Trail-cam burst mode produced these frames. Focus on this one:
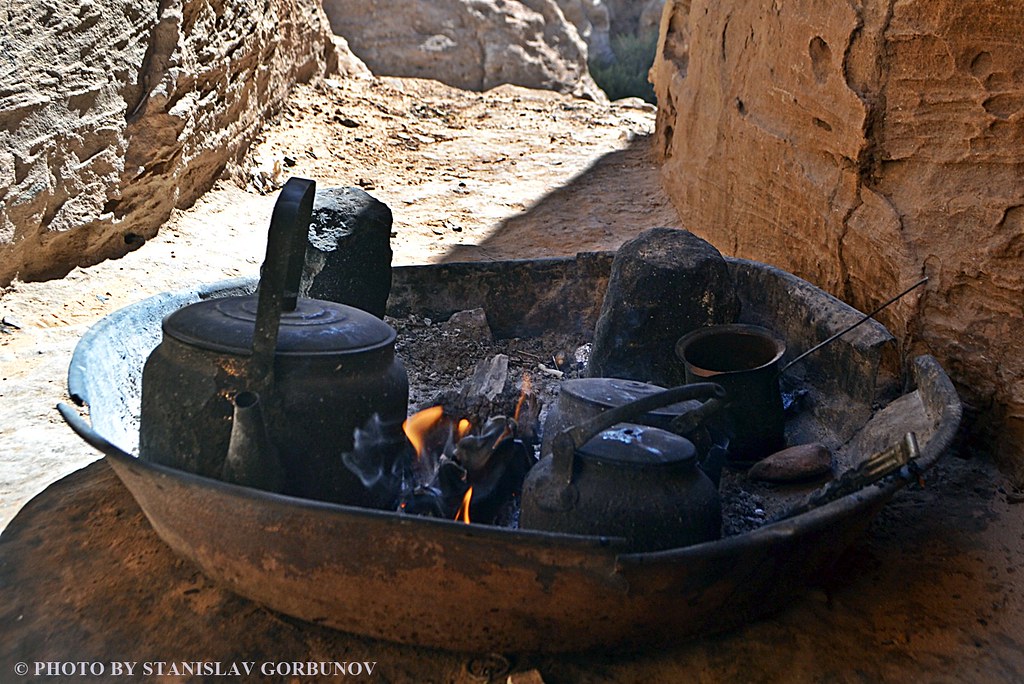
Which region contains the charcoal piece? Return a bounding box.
[430,355,540,438]
[402,486,446,517]
[301,187,393,318]
[455,416,513,474]
[587,227,740,386]
[466,438,532,525]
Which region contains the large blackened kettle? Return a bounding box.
[520,383,726,552]
[139,178,409,507]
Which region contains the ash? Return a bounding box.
[388,311,588,433]
[719,471,779,536]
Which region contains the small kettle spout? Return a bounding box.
[221,391,285,492]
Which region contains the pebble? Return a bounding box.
[446,308,491,341]
[1,316,23,334]
[747,442,833,483]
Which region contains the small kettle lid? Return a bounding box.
[576,422,696,467]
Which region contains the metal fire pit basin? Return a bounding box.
[66,254,961,653]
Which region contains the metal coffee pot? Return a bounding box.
[520,383,726,552]
[138,178,409,507]
[676,324,786,463]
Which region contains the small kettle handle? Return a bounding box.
[250,177,316,390]
[550,382,727,487]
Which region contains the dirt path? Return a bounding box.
[0,76,676,531]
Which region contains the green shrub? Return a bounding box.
[589,31,659,104]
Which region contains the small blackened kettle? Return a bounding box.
[139,178,408,507]
[520,383,726,552]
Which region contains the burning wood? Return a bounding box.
[427,355,543,442]
[398,408,535,525]
[335,310,571,525]
[353,374,541,525]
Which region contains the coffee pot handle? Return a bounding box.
[550,382,727,487]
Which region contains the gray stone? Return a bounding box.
[557,0,614,66]
[587,227,740,386]
[446,308,492,342]
[301,187,393,318]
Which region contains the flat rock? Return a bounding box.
[747,443,833,483]
[446,308,492,342]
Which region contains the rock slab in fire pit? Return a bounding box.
[587,227,740,386]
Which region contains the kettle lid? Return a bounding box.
[577,422,696,467]
[163,294,396,355]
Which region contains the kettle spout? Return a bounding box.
[221,391,285,492]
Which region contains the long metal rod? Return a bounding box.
[778,276,928,376]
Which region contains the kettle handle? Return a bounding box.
[550,382,727,487]
[250,177,317,390]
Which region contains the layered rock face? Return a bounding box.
[557,0,614,65]
[320,0,605,101]
[0,0,339,285]
[605,0,664,37]
[652,1,1024,479]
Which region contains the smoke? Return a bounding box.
[341,413,413,505]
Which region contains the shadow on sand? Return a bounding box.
[440,135,680,263]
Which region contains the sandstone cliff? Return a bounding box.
[606,0,664,37]
[557,0,614,66]
[0,0,340,285]
[320,0,605,101]
[652,0,1024,479]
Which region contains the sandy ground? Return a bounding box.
[0,76,674,532]
[2,75,1023,682]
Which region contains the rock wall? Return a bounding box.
[320,0,605,101]
[637,0,666,35]
[0,0,340,285]
[651,0,1024,480]
[605,0,662,37]
[557,0,614,65]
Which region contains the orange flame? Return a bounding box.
[513,373,532,423]
[403,406,444,459]
[455,486,473,524]
[457,418,472,440]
